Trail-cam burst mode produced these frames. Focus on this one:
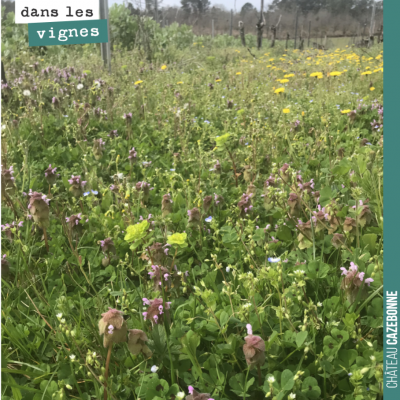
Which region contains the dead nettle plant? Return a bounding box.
[98,308,152,400]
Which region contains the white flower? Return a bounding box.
[226,267,231,273]
[77,84,84,90]
[243,303,252,308]
[66,384,73,390]
[317,302,322,307]
[23,90,31,96]
[289,394,296,399]
[56,313,63,319]
[370,355,376,361]
[151,365,159,373]
[294,270,306,275]
[1,125,6,131]
[92,352,96,357]
[176,392,185,400]
[267,376,275,383]
[61,318,66,324]
[69,354,76,360]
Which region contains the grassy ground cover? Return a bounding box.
[1,42,383,400]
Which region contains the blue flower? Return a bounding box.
[170,169,175,172]
[205,216,212,222]
[84,190,98,196]
[268,257,281,263]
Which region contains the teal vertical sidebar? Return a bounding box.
[384,0,400,398]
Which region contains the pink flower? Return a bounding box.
[98,308,127,347]
[365,278,374,286]
[246,324,253,335]
[243,334,265,369]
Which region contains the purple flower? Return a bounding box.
[365,278,374,286]
[143,298,151,306]
[128,147,137,161]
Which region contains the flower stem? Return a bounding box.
[243,366,250,400]
[43,228,49,252]
[104,343,113,400]
[257,365,262,386]
[161,280,176,384]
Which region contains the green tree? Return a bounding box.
[240,2,256,16]
[181,0,211,15]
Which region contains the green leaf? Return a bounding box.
[338,349,358,369]
[362,233,377,255]
[266,331,279,350]
[277,225,292,242]
[302,376,321,399]
[307,261,330,279]
[220,311,229,327]
[296,331,308,348]
[222,229,238,243]
[342,313,358,329]
[281,369,294,390]
[319,186,333,206]
[332,159,351,176]
[331,328,349,343]
[215,133,230,147]
[323,336,339,357]
[357,155,367,175]
[216,344,233,354]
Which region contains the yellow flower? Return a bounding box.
[302,111,305,116]
[274,88,285,94]
[215,79,222,82]
[236,72,242,75]
[280,79,289,83]
[134,80,143,85]
[341,109,351,114]
[167,232,188,247]
[283,108,290,114]
[177,81,184,84]
[284,74,294,78]
[329,71,342,77]
[199,190,202,193]
[310,72,323,78]
[161,65,167,70]
[361,71,372,75]
[370,87,375,91]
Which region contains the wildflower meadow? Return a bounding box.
[1,28,383,400]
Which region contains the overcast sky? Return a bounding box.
[109,0,273,12]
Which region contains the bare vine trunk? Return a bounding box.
[270,15,281,48]
[256,0,265,50]
[239,21,246,47]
